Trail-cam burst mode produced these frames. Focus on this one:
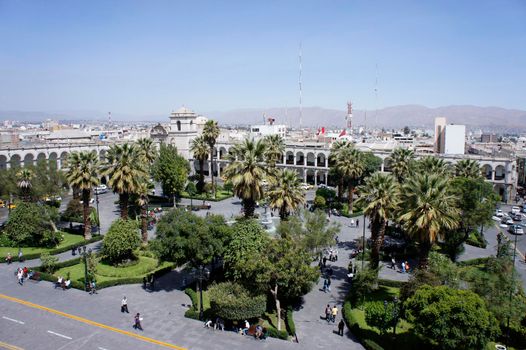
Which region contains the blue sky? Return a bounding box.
[0,0,525,116]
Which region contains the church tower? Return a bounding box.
[168,106,199,159]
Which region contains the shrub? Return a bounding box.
[208,282,266,320]
[285,306,296,336]
[4,202,52,246]
[363,339,384,350]
[61,199,83,223]
[40,252,59,273]
[185,288,198,310]
[315,187,336,201]
[364,301,397,335]
[102,219,141,264]
[266,327,289,340]
[313,195,326,208]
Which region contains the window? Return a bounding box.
[177,120,181,131]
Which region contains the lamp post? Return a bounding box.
[80,246,92,292]
[194,265,210,321]
[95,190,101,236]
[392,297,399,337]
[361,215,366,269]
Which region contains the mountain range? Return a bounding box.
[1,105,525,130]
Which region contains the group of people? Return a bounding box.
[55,276,71,290]
[5,249,23,264]
[120,296,142,331]
[15,266,33,285]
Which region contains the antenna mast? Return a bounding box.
[299,42,303,131]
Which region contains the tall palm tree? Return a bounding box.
[454,159,482,179]
[66,152,82,200]
[223,138,268,218]
[66,151,100,240]
[356,173,399,268]
[203,120,220,192]
[190,135,209,191]
[103,143,147,219]
[398,174,460,269]
[263,134,285,168]
[335,146,365,212]
[136,181,150,244]
[16,168,34,201]
[387,148,415,183]
[267,169,305,220]
[329,140,352,200]
[416,156,451,177]
[136,138,158,168]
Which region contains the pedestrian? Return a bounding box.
[338,319,345,336]
[5,252,12,264]
[334,249,338,261]
[331,305,338,323]
[335,235,339,244]
[322,278,328,293]
[17,248,23,262]
[17,269,24,285]
[353,265,357,274]
[401,261,406,273]
[390,256,396,270]
[325,304,331,323]
[356,219,359,228]
[327,267,334,277]
[405,261,410,272]
[348,261,353,273]
[121,296,129,313]
[133,313,143,330]
[327,276,332,292]
[89,280,97,294]
[322,256,327,267]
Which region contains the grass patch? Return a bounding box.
[0,232,86,258]
[181,190,232,202]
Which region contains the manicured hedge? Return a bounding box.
[285,306,296,336]
[266,327,289,340]
[0,235,103,263]
[377,279,405,288]
[363,339,384,350]
[457,257,491,267]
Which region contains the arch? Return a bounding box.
[176,120,181,131]
[317,153,327,167]
[481,164,493,180]
[23,153,35,167]
[305,169,315,184]
[10,154,21,168]
[296,151,305,166]
[48,152,58,169]
[306,152,316,167]
[0,155,7,170]
[100,176,107,185]
[219,147,227,160]
[494,165,505,181]
[285,151,294,165]
[36,152,47,166]
[493,183,507,202]
[60,151,69,168]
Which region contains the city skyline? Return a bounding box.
[1,0,525,116]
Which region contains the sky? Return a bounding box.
[0,0,525,117]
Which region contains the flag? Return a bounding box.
[339,129,347,137]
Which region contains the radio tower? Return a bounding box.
[108,112,112,125]
[299,42,303,131]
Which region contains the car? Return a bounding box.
[502,217,514,225]
[8,203,16,210]
[512,206,521,214]
[0,199,5,208]
[513,213,523,222]
[509,224,524,235]
[495,209,504,217]
[94,185,108,194]
[300,183,313,190]
[81,198,95,205]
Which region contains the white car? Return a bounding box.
[81,198,95,205]
[300,183,313,190]
[512,206,521,214]
[94,185,108,194]
[495,209,503,217]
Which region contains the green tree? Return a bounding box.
[136,137,158,169]
[267,169,305,219]
[152,143,190,206]
[335,146,365,211]
[404,285,497,350]
[329,140,352,200]
[203,120,220,192]
[152,209,228,267]
[313,195,326,209]
[3,202,56,247]
[356,173,399,268]
[103,143,148,219]
[454,159,482,179]
[263,134,285,168]
[387,148,415,183]
[16,168,34,201]
[208,282,266,321]
[190,135,209,192]
[398,174,460,269]
[66,151,100,239]
[40,252,59,273]
[364,301,397,334]
[102,219,141,264]
[223,138,269,218]
[416,156,451,177]
[362,151,382,177]
[348,267,380,305]
[185,181,197,209]
[31,159,68,201]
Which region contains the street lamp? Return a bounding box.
[193,265,210,320]
[361,215,366,269]
[94,190,101,236]
[80,246,92,292]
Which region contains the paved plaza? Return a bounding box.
[1,191,525,349]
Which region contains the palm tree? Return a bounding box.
[103,143,147,219]
[190,135,209,191]
[136,138,158,168]
[263,134,285,168]
[356,173,399,268]
[203,120,220,193]
[136,181,150,244]
[387,148,415,183]
[66,151,100,240]
[223,138,268,218]
[416,156,451,177]
[16,168,34,201]
[398,174,460,269]
[335,146,365,212]
[454,159,481,179]
[268,169,305,219]
[329,140,352,200]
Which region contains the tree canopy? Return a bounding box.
[152,143,190,202]
[102,219,141,264]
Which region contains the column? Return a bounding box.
[217,164,221,178]
[491,169,495,181]
[314,170,318,185]
[324,171,328,185]
[303,170,307,183]
[381,161,385,172]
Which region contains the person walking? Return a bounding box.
[327,276,332,293]
[325,304,331,323]
[322,278,328,293]
[338,319,345,336]
[356,219,359,228]
[17,248,23,262]
[390,256,396,270]
[6,252,12,264]
[121,296,129,313]
[133,313,143,330]
[401,261,406,273]
[17,269,24,285]
[331,305,338,323]
[89,280,97,294]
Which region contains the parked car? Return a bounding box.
[495,209,503,217]
[502,217,514,225]
[300,183,313,190]
[94,184,108,194]
[513,213,523,222]
[512,206,521,214]
[508,224,524,235]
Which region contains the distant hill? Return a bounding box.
[1,105,525,130]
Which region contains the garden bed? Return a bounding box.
[0,233,102,263]
[181,190,232,202]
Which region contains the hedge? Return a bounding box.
[266,327,289,340]
[377,279,405,288]
[285,306,296,336]
[185,288,198,311]
[0,235,103,263]
[457,257,491,267]
[363,339,384,350]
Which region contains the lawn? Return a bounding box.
[181,190,232,202]
[54,256,172,284]
[0,232,86,258]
